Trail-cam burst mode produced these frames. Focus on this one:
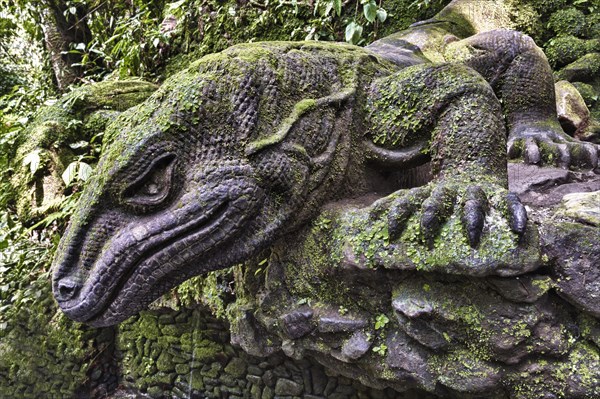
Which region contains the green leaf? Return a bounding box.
[345,22,363,44]
[334,0,342,16]
[376,8,387,23]
[69,140,88,150]
[30,211,64,230]
[323,1,334,17]
[78,162,93,182]
[166,0,187,12]
[23,150,41,175]
[62,162,78,186]
[363,1,378,23]
[375,314,389,330]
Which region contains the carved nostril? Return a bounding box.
[56,277,80,302]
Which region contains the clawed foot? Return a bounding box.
[508,124,599,170]
[371,180,527,248]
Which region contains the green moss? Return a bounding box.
[118,307,226,393]
[0,279,102,397]
[544,35,600,68]
[548,8,587,37]
[585,12,600,39]
[224,357,247,378]
[571,82,598,108]
[520,0,569,15]
[430,348,500,392]
[11,80,157,222]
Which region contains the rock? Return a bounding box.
[437,356,501,394]
[533,322,570,356]
[230,310,279,357]
[486,275,551,303]
[317,313,368,333]
[274,378,303,396]
[508,164,569,198]
[261,386,274,399]
[281,308,315,339]
[262,370,276,388]
[247,374,262,386]
[174,363,190,375]
[224,358,247,379]
[90,368,102,381]
[146,386,163,398]
[556,53,600,83]
[555,80,591,136]
[324,378,338,396]
[156,351,174,373]
[247,365,263,376]
[399,318,449,351]
[250,383,262,399]
[158,314,175,325]
[189,370,204,391]
[542,222,600,317]
[385,332,431,388]
[509,164,600,207]
[311,367,328,395]
[392,295,433,318]
[559,191,600,226]
[341,331,371,361]
[392,287,448,350]
[302,365,312,390]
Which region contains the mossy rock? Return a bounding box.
[548,8,586,37]
[519,0,569,15]
[10,80,157,222]
[0,278,106,397]
[586,12,600,39]
[545,35,600,68]
[571,82,599,109]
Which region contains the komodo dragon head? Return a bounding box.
[52,43,396,326]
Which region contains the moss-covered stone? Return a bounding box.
[0,276,110,397]
[224,357,247,378]
[545,35,600,68]
[10,80,157,222]
[571,81,599,107]
[548,8,587,37]
[556,52,600,82]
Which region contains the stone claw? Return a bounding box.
[381,179,528,249]
[388,197,414,241]
[507,129,599,170]
[420,185,456,248]
[461,186,488,247]
[506,193,527,235]
[386,187,428,241]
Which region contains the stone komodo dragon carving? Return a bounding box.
[53,42,536,325]
[51,0,600,396]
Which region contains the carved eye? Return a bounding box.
[122,153,177,210]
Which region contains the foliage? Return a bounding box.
[374,313,390,330]
[372,343,387,355]
[0,213,56,329]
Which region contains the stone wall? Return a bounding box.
[115,305,428,399]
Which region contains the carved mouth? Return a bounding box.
[63,199,232,324]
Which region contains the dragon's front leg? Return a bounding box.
[367,63,527,249]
